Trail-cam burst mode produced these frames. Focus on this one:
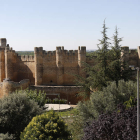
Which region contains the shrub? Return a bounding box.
[71,80,137,139]
[16,89,47,108]
[123,95,137,110]
[82,102,137,140]
[20,110,72,140]
[0,92,43,140]
[78,80,137,121]
[0,133,14,140]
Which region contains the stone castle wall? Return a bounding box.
[0,78,30,98]
[0,38,140,104]
[34,46,86,86]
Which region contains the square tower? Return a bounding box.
[0,38,7,48]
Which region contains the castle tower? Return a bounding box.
[137,46,140,67]
[56,46,64,85]
[0,38,7,48]
[0,38,7,82]
[34,47,43,85]
[121,46,129,62]
[5,47,14,80]
[0,49,5,82]
[2,78,14,96]
[78,46,86,77]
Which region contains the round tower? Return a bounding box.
[121,46,129,62]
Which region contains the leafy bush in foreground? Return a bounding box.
[0,133,14,140]
[0,92,43,140]
[20,110,72,140]
[82,101,137,140]
[71,80,137,140]
[15,89,47,108]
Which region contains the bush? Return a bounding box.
[78,80,137,121]
[16,89,47,108]
[0,92,43,140]
[0,133,14,140]
[82,102,137,140]
[46,98,68,104]
[71,80,137,139]
[123,95,137,110]
[20,110,72,140]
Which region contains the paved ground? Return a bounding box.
[44,104,74,111]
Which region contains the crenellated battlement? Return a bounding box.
[34,47,43,54]
[19,55,34,62]
[45,51,56,56]
[78,46,86,54]
[64,50,78,55]
[0,38,140,104]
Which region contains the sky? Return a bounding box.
[0,0,140,51]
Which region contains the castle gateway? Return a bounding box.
[0,38,139,104]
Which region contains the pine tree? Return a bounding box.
[90,19,111,90]
[108,26,134,87]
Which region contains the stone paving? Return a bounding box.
[44,104,72,111]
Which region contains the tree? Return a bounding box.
[108,26,134,87]
[75,19,111,95]
[0,92,43,140]
[70,80,137,140]
[20,110,72,140]
[90,19,111,90]
[82,101,137,140]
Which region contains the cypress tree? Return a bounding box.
[108,26,134,87]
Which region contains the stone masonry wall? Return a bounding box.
[34,46,86,86]
[29,85,84,104]
[0,79,30,98]
[0,38,140,104]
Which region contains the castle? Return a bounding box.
[0,38,139,104]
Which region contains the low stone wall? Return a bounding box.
[29,85,83,104]
[0,79,30,98]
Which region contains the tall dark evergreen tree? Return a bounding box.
[75,20,134,95]
[108,26,134,87]
[107,26,123,87]
[88,19,111,91]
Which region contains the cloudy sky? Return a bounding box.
[0,0,140,51]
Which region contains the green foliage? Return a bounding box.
[107,26,134,86]
[57,108,78,117]
[46,97,52,104]
[75,21,134,99]
[15,89,47,108]
[0,133,14,140]
[0,92,43,140]
[16,51,34,56]
[70,80,137,139]
[123,95,137,110]
[20,110,72,140]
[46,98,67,104]
[86,51,98,59]
[83,80,137,120]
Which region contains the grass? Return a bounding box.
[57,108,79,117]
[44,108,78,117]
